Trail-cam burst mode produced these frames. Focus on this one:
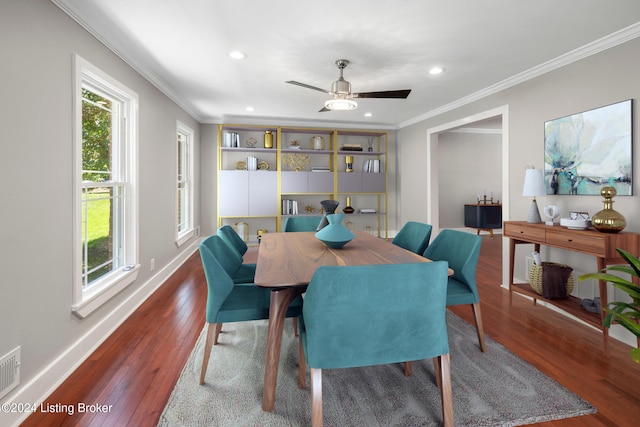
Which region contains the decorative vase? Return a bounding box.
[345,155,354,173]
[316,199,339,231]
[264,130,273,148]
[343,196,355,214]
[592,186,626,233]
[315,214,355,249]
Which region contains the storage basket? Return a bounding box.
[529,262,575,297]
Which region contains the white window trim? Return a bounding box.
[72,54,139,318]
[176,121,195,247]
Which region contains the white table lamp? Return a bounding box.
[522,168,546,223]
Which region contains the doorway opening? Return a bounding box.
[426,105,510,286]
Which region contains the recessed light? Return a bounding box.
[229,51,246,59]
[245,106,255,112]
[429,66,444,75]
[364,112,373,117]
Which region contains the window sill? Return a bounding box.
[72,265,140,318]
[176,228,195,247]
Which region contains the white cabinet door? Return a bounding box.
[308,172,334,193]
[362,173,386,193]
[219,170,249,216]
[281,171,308,193]
[338,172,362,193]
[248,171,277,215]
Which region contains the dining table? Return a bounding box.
[254,230,452,411]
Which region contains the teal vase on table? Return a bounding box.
[314,214,355,249]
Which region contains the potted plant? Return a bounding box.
[579,248,640,363]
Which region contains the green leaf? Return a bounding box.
[631,348,640,364]
[579,272,634,288]
[616,248,640,277]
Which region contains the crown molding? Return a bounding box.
[51,0,204,123]
[51,1,640,129]
[399,22,640,129]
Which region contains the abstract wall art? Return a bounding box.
[544,99,632,195]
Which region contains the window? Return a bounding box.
[176,122,195,246]
[72,55,139,318]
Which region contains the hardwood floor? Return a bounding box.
[22,235,640,426]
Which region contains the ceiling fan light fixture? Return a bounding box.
[324,98,358,111]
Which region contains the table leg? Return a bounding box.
[262,287,301,412]
[597,258,610,355]
[508,238,516,304]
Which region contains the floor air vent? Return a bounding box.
[0,347,20,400]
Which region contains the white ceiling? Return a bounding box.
[53,0,640,128]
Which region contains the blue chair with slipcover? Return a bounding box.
[283,216,322,232]
[423,229,486,352]
[198,235,303,385]
[392,221,433,254]
[297,262,453,427]
[202,228,255,284]
[217,225,248,256]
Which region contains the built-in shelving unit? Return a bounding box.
[217,124,388,244]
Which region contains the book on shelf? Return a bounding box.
[341,143,363,151]
[281,199,299,215]
[363,159,381,173]
[359,208,377,214]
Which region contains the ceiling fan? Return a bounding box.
[286,59,411,112]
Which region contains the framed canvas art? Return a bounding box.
[544,99,632,195]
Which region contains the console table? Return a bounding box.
[504,221,640,350]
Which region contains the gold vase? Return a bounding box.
[343,196,355,214]
[592,186,626,233]
[264,130,273,148]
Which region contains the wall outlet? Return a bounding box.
[150,258,155,272]
[195,226,201,237]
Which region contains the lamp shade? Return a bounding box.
[522,168,546,197]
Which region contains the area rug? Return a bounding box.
[158,312,595,426]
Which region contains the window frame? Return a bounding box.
[72,55,139,318]
[176,121,195,246]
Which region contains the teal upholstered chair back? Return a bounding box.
[283,216,322,232]
[423,229,482,304]
[217,225,248,256]
[392,221,433,254]
[200,234,242,278]
[199,236,236,323]
[300,262,450,369]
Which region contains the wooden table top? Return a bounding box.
[255,231,447,288]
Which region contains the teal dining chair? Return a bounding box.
[201,231,255,284]
[423,229,486,352]
[283,216,322,232]
[297,262,453,427]
[217,225,248,256]
[198,236,303,385]
[392,221,433,254]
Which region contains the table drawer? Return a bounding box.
[504,223,546,243]
[545,230,605,256]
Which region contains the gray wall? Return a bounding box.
[437,131,502,229]
[0,0,200,418]
[397,36,640,345]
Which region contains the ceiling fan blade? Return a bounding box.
[352,89,411,99]
[286,81,330,94]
